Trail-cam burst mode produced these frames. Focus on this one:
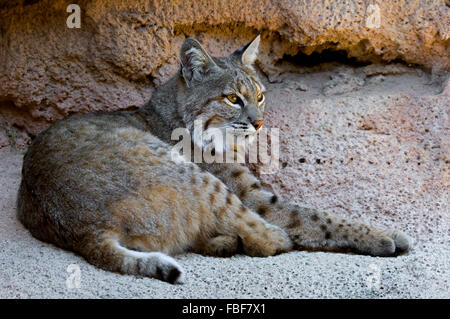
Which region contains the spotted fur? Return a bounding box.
[17,36,410,284]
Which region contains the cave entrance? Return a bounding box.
[282,49,371,68]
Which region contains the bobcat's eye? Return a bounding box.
[257,93,264,103]
[226,94,238,104]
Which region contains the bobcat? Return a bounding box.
[17,35,410,284]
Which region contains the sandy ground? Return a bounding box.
[0,63,449,298]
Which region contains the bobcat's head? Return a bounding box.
[178,35,266,156]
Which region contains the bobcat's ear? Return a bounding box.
[180,38,218,87]
[232,34,260,67]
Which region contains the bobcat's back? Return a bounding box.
[19,111,201,252]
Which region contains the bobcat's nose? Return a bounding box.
[252,120,264,130]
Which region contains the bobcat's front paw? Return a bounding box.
[385,229,411,254]
[365,230,411,257]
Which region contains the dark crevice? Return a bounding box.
[282,49,371,68]
[280,45,424,71]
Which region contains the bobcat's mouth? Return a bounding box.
[191,124,258,158]
[231,122,258,134]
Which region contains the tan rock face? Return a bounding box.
[254,64,449,241]
[0,0,449,143]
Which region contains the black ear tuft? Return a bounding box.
[179,38,218,87]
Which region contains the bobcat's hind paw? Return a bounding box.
[135,253,185,284]
[262,224,293,255]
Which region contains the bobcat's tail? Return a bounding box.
[82,233,184,284]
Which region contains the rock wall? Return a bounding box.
[0,0,449,146]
